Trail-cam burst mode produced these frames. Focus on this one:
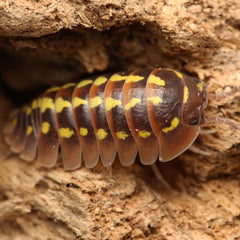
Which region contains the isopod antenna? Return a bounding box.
[204,85,240,130]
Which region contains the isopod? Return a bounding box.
[3,68,240,170]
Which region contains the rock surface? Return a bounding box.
[0,0,240,239]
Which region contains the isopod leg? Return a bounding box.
[189,145,211,156]
[150,164,171,188]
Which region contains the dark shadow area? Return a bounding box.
[0,22,201,106]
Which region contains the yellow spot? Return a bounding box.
[147,96,162,106]
[138,130,151,138]
[37,98,42,108]
[94,76,108,86]
[26,126,33,136]
[126,75,144,83]
[41,122,50,134]
[46,87,60,93]
[183,86,189,103]
[148,75,165,86]
[105,97,122,111]
[90,96,102,108]
[97,129,108,140]
[41,98,55,113]
[116,131,129,140]
[79,127,88,136]
[110,74,128,82]
[124,98,141,110]
[55,97,71,113]
[162,117,180,133]
[32,100,37,109]
[26,107,31,115]
[59,128,74,138]
[62,83,76,89]
[12,117,17,127]
[77,80,93,88]
[197,82,203,91]
[166,68,183,79]
[73,97,87,108]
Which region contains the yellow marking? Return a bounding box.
[110,74,127,82]
[26,107,31,115]
[32,100,37,109]
[138,130,151,138]
[126,75,144,83]
[148,75,165,86]
[94,76,108,86]
[197,82,203,91]
[116,131,129,140]
[124,98,141,110]
[59,128,74,138]
[183,86,189,103]
[162,117,180,133]
[55,97,71,113]
[90,96,102,108]
[37,98,42,108]
[62,83,76,89]
[97,129,108,140]
[147,96,162,106]
[26,126,33,136]
[12,117,17,127]
[73,97,87,108]
[41,98,55,113]
[77,80,93,88]
[166,68,183,79]
[46,86,60,93]
[105,97,122,111]
[79,127,88,136]
[41,122,50,134]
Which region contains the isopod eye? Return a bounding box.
[189,118,198,125]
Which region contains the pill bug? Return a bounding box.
[3,68,240,170]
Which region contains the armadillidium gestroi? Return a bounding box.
[3,68,240,170]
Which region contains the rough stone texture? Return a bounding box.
[0,0,240,239]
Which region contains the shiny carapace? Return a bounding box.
[2,68,224,170]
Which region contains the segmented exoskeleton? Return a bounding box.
[3,68,240,170]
